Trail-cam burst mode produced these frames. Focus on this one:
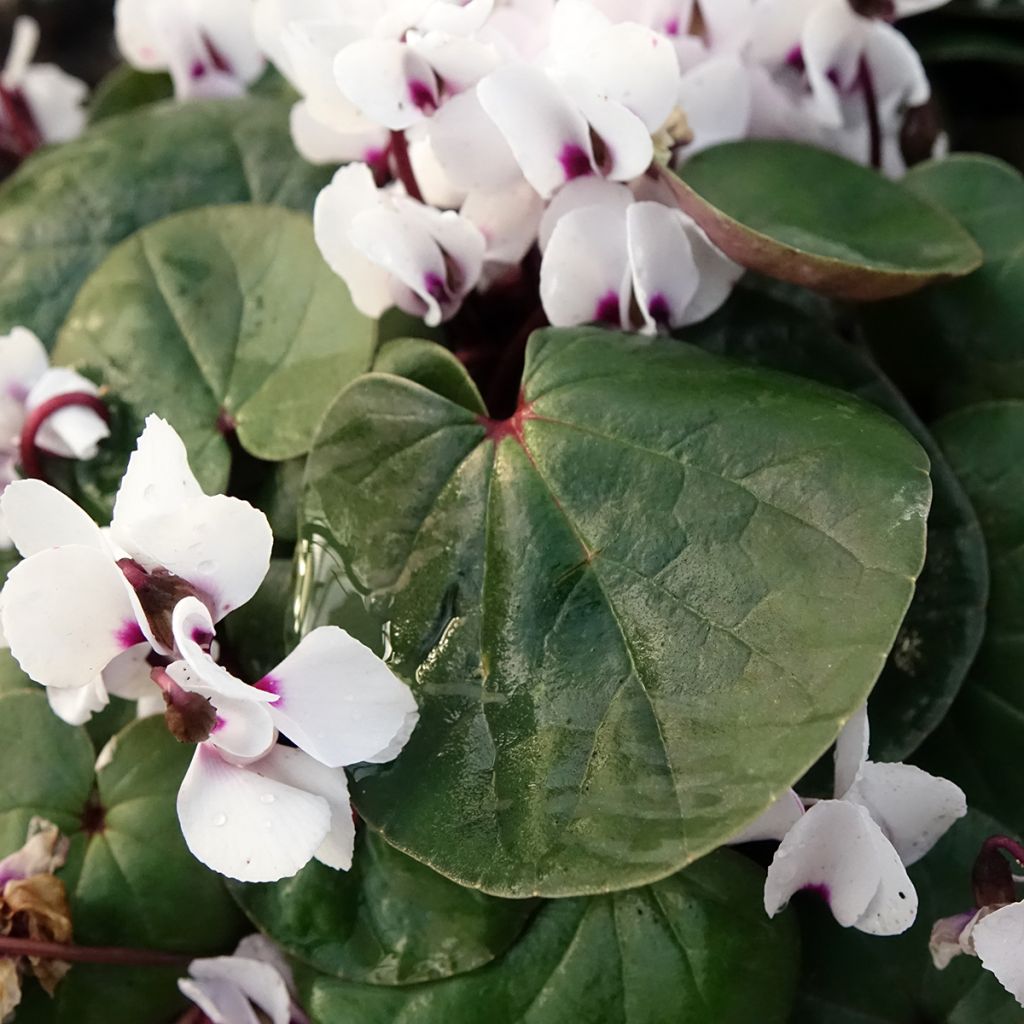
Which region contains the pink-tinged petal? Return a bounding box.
[1,479,106,558]
[847,761,966,867]
[103,642,160,703]
[930,910,979,970]
[46,675,109,726]
[0,326,47,443]
[626,202,700,334]
[113,0,167,72]
[188,956,290,1024]
[462,180,544,282]
[765,799,917,936]
[255,745,355,870]
[675,216,743,325]
[727,789,804,845]
[970,903,1024,1007]
[335,38,438,131]
[112,417,272,619]
[23,367,108,460]
[2,544,137,691]
[429,90,522,190]
[179,977,262,1024]
[314,164,395,320]
[538,177,632,251]
[540,202,631,328]
[802,0,867,127]
[258,626,418,768]
[477,65,595,198]
[194,0,267,86]
[177,745,332,883]
[677,56,752,157]
[833,703,870,797]
[568,86,655,182]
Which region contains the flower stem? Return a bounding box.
[389,130,424,203]
[858,56,882,171]
[18,391,110,481]
[973,835,1024,907]
[0,935,190,967]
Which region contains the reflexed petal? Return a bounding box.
[20,65,87,144]
[113,0,167,72]
[477,65,595,198]
[462,180,544,278]
[626,202,700,334]
[2,16,40,87]
[677,217,743,325]
[764,799,917,936]
[47,675,109,726]
[2,545,138,690]
[538,177,632,251]
[0,326,47,443]
[894,0,950,14]
[189,956,290,1024]
[568,86,655,182]
[234,934,297,994]
[179,977,261,1024]
[864,22,930,117]
[833,702,870,798]
[408,135,468,209]
[258,626,419,767]
[203,694,277,764]
[727,789,804,845]
[290,102,390,166]
[103,643,159,702]
[412,32,498,92]
[429,90,522,190]
[314,164,395,320]
[256,745,356,870]
[802,0,866,127]
[1,479,106,558]
[847,761,966,866]
[540,202,631,328]
[177,745,331,882]
[418,0,495,34]
[701,0,757,48]
[930,910,978,970]
[747,0,820,67]
[335,38,438,131]
[971,902,1024,1006]
[195,0,266,85]
[24,368,108,460]
[678,56,751,156]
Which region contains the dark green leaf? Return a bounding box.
[373,338,487,415]
[299,851,799,1024]
[88,65,174,124]
[0,649,33,697]
[685,288,988,761]
[304,329,930,896]
[54,204,375,491]
[0,98,332,342]
[668,142,982,301]
[232,829,537,985]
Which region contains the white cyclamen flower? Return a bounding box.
[115,0,266,99]
[737,704,966,935]
[0,17,88,156]
[314,162,485,326]
[538,178,741,333]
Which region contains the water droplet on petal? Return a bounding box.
[213,813,227,827]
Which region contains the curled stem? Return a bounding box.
[18,391,110,481]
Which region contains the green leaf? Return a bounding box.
[232,829,537,985]
[0,98,331,342]
[866,155,1024,416]
[54,204,375,491]
[222,559,294,682]
[299,850,799,1024]
[916,401,1024,834]
[668,142,982,301]
[304,329,931,897]
[684,288,988,761]
[793,810,1024,1023]
[88,65,174,124]
[374,338,487,415]
[0,649,33,697]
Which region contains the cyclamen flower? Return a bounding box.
[314,162,486,326]
[734,705,966,935]
[538,178,741,333]
[114,0,266,99]
[0,326,109,550]
[0,17,87,162]
[1,415,270,723]
[181,934,308,1024]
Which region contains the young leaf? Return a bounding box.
[304,329,931,897]
[667,142,982,300]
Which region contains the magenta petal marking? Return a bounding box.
[664,17,680,36]
[595,291,622,325]
[647,294,671,326]
[212,715,226,733]
[115,620,146,650]
[559,143,593,182]
[254,675,282,705]
[803,883,832,904]
[424,272,449,302]
[190,61,207,80]
[409,79,437,114]
[191,626,214,650]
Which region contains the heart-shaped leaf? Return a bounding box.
[667,142,982,301]
[0,98,331,342]
[88,65,174,124]
[231,829,537,986]
[299,850,798,1024]
[54,204,375,491]
[684,287,988,761]
[304,328,930,897]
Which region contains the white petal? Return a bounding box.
[114,0,166,71]
[194,0,267,86]
[834,703,870,797]
[538,177,632,251]
[258,626,418,767]
[254,745,355,871]
[626,202,700,334]
[462,180,544,274]
[972,902,1024,1008]
[0,479,106,558]
[2,16,40,87]
[234,934,296,995]
[112,416,272,620]
[802,0,867,127]
[290,102,390,166]
[411,31,498,92]
[103,643,158,702]
[568,86,655,182]
[177,745,331,883]
[2,545,139,690]
[179,977,261,1024]
[727,789,804,845]
[19,65,88,144]
[930,910,977,970]
[677,56,752,157]
[894,0,950,14]
[418,0,495,34]
[314,165,395,320]
[22,367,107,460]
[864,23,931,117]
[189,956,290,1024]
[477,65,595,199]
[47,675,110,726]
[765,800,917,936]
[847,761,966,866]
[428,89,522,190]
[675,215,743,325]
[408,135,468,209]
[335,38,438,131]
[0,326,47,444]
[540,202,631,328]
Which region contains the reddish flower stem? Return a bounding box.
[18,391,110,481]
[981,835,1024,869]
[858,56,882,171]
[389,130,424,202]
[0,935,190,967]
